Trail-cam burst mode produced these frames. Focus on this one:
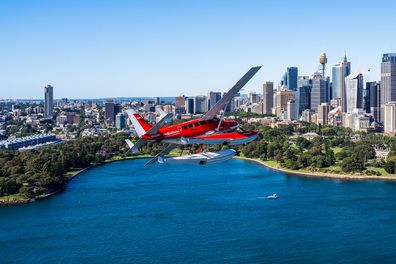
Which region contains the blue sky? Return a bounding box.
[1,0,395,99]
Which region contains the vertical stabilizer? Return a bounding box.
[125,109,152,137]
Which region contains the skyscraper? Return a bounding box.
[381,53,396,122]
[185,98,194,114]
[345,72,363,113]
[208,92,222,110]
[286,100,297,120]
[367,82,381,122]
[115,113,126,129]
[105,100,120,124]
[194,95,207,114]
[286,67,298,90]
[297,76,312,114]
[44,85,54,118]
[248,92,259,104]
[384,102,396,133]
[317,103,330,125]
[224,93,235,113]
[332,55,351,111]
[310,73,329,112]
[263,82,274,115]
[274,89,295,117]
[175,95,187,114]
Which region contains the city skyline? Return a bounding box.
[1,0,396,99]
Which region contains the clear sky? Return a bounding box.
[1,0,395,99]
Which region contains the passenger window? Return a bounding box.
[194,122,200,126]
[199,121,206,125]
[188,124,193,128]
[181,125,188,129]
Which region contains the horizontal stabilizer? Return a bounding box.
[145,144,178,165]
[125,138,146,155]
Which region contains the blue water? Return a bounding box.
[1,159,396,264]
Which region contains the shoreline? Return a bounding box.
[3,155,396,205]
[0,155,150,205]
[236,156,396,181]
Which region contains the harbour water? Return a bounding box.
[1,158,396,263]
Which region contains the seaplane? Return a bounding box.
[125,66,261,165]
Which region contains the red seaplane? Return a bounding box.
[125,66,261,165]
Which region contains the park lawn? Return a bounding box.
[332,146,343,154]
[0,193,25,201]
[365,166,393,177]
[262,160,279,167]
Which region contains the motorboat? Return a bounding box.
[158,149,236,165]
[266,194,278,199]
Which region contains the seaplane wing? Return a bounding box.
[201,66,261,121]
[181,131,258,146]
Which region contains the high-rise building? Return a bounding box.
[114,103,121,116]
[317,103,330,125]
[301,109,313,122]
[281,72,287,86]
[115,113,126,129]
[274,89,295,117]
[225,95,235,113]
[175,95,187,115]
[345,72,364,113]
[363,83,370,113]
[263,82,274,115]
[310,73,329,112]
[381,53,396,122]
[194,95,207,114]
[208,92,222,110]
[185,98,194,114]
[384,102,396,133]
[175,95,186,109]
[105,100,120,124]
[297,76,312,114]
[287,67,298,90]
[367,82,381,122]
[286,100,297,120]
[44,85,54,118]
[332,55,351,111]
[248,92,259,104]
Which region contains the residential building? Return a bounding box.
[44,85,54,118]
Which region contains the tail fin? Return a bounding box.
[125,109,152,137]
